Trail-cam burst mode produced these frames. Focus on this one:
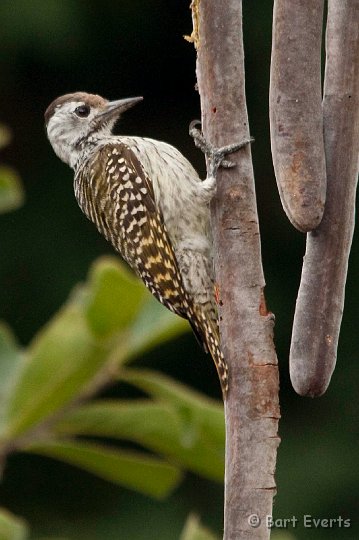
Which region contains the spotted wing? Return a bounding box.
[89,143,195,319]
[82,142,228,396]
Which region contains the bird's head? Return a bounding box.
[45,92,143,168]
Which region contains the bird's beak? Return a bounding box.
[96,96,143,124]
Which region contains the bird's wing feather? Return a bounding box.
[82,141,227,395]
[92,143,196,321]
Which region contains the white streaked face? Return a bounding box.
[45,92,143,169]
[46,100,111,169]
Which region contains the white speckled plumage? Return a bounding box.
[45,92,228,395]
[116,135,217,315]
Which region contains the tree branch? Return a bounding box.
[194,1,280,537]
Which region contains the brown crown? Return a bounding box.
[44,92,108,126]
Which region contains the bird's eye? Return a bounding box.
[74,105,90,118]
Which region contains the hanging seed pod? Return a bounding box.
[290,0,359,396]
[270,0,327,232]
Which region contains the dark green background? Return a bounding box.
[0,1,358,538]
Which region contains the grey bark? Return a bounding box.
[270,0,327,232]
[194,1,280,538]
[290,0,359,396]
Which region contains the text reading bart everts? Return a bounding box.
[247,514,351,529]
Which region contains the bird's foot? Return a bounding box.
[189,119,254,178]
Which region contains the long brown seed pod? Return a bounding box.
[290,0,359,396]
[270,0,327,232]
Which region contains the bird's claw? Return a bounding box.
[189,120,210,154]
[189,120,254,177]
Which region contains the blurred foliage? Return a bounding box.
[0,508,297,540]
[0,508,28,540]
[180,514,219,540]
[0,125,24,214]
[0,125,11,150]
[0,1,358,539]
[0,166,24,214]
[0,258,226,502]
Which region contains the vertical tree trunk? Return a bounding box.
[194,1,280,538]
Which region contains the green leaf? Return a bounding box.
[120,369,225,446]
[27,439,182,499]
[4,303,117,439]
[0,324,24,434]
[0,508,28,540]
[126,293,189,361]
[80,257,146,338]
[55,400,181,446]
[180,514,219,540]
[0,166,24,214]
[78,255,189,359]
[56,375,225,481]
[55,399,225,480]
